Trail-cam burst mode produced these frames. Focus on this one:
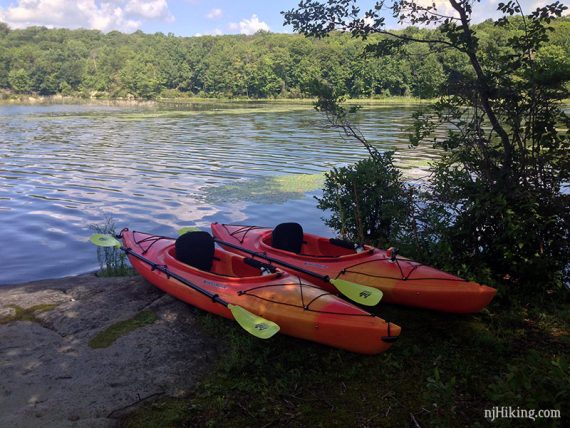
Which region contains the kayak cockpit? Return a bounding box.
[166,230,281,283]
[260,222,374,260]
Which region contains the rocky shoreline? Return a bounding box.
[0,274,218,428]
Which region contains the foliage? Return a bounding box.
[488,350,569,411]
[119,398,192,428]
[89,217,132,277]
[423,367,457,427]
[316,154,412,247]
[0,19,567,99]
[286,1,570,295]
[118,302,569,427]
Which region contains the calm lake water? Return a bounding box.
[0,102,438,285]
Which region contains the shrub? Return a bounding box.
[316,152,413,248]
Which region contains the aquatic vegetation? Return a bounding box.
[205,173,325,204]
[89,217,133,277]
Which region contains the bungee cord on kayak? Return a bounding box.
[91,228,400,353]
[134,230,378,315]
[209,224,383,306]
[131,231,172,255]
[212,223,496,313]
[336,258,470,283]
[222,223,468,283]
[225,224,266,244]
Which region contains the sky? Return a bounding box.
[0,1,562,36]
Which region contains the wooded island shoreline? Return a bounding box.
[0,94,432,106]
[1,18,568,101]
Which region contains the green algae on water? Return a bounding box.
[205,173,325,204]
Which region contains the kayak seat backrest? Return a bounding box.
[272,222,303,254]
[175,231,215,271]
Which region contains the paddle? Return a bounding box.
[89,233,280,339]
[177,227,382,306]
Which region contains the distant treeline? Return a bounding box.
[0,18,568,100]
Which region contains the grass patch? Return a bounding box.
[119,398,192,428]
[96,267,137,278]
[89,310,157,349]
[205,173,325,204]
[119,299,568,427]
[0,304,58,324]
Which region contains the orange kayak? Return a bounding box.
[211,223,497,313]
[120,229,400,354]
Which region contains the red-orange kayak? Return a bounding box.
[211,223,497,313]
[120,229,400,354]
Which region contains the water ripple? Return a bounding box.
[0,103,437,284]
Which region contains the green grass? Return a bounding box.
[0,304,58,324]
[96,267,137,278]
[119,298,568,427]
[89,310,158,349]
[119,398,192,428]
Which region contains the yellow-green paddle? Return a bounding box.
[178,226,382,306]
[89,232,280,339]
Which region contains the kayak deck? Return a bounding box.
[121,229,400,354]
[211,223,496,313]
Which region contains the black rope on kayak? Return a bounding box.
[241,281,326,295]
[298,275,305,310]
[338,269,466,282]
[336,257,466,282]
[395,257,406,279]
[303,292,333,310]
[223,224,264,244]
[239,288,375,317]
[238,281,375,316]
[132,230,173,254]
[405,262,420,279]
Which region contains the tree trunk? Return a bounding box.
[448,0,513,174]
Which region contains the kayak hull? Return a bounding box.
[121,229,400,354]
[211,223,496,313]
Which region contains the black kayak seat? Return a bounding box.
[175,231,215,271]
[272,222,303,254]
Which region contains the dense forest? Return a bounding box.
[0,18,568,100]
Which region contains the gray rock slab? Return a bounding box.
[0,274,218,428]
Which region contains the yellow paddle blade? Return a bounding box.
[330,279,383,306]
[228,304,280,339]
[89,234,121,248]
[178,226,201,235]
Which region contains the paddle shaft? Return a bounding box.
[213,238,331,283]
[120,245,229,308]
